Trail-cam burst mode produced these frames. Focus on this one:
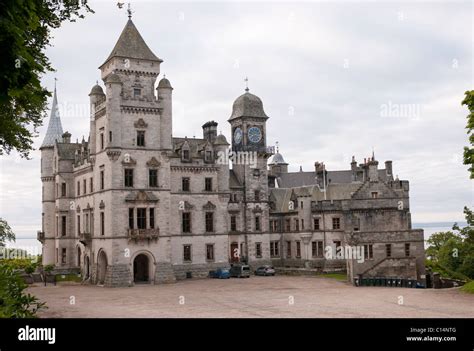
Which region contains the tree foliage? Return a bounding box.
[426,207,474,280]
[0,0,93,158]
[0,218,15,246]
[461,90,474,178]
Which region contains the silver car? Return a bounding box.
[255,265,276,276]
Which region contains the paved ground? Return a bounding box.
[28,276,474,318]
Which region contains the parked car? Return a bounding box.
[209,268,230,279]
[229,264,250,278]
[255,265,276,276]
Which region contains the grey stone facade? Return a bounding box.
[38,18,425,287]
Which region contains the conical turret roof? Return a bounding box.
[41,86,64,148]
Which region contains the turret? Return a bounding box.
[214,133,230,191]
[367,153,379,182]
[88,83,105,154]
[157,77,173,150]
[40,83,64,266]
[104,73,123,148]
[385,160,393,181]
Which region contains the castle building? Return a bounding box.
[38,17,425,286]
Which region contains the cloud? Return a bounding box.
[1,1,472,244]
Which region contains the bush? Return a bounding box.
[461,281,474,294]
[0,265,46,318]
[24,265,35,275]
[0,258,39,271]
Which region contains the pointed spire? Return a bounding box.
[41,80,64,148]
[101,17,162,66]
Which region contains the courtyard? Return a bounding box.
[28,276,474,318]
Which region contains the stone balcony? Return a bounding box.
[37,231,45,243]
[128,228,159,244]
[227,202,241,213]
[79,232,92,246]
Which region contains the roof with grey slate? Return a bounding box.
[276,169,388,188]
[229,92,269,120]
[102,19,162,65]
[41,88,64,148]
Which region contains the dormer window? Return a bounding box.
[205,150,213,162]
[182,149,190,161]
[133,88,141,97]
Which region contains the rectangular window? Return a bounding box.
[124,169,134,187]
[295,218,299,231]
[100,170,104,190]
[405,243,410,257]
[314,218,320,230]
[61,216,67,237]
[255,242,262,258]
[100,212,105,236]
[137,208,146,229]
[270,241,280,257]
[182,212,191,233]
[134,88,141,97]
[205,150,212,162]
[255,216,261,231]
[205,177,212,191]
[301,219,305,230]
[183,245,192,262]
[296,241,301,258]
[85,213,89,233]
[364,244,374,260]
[137,131,145,147]
[109,131,112,142]
[285,218,291,232]
[83,179,87,194]
[150,208,155,229]
[90,178,93,193]
[286,241,291,258]
[149,169,158,187]
[312,241,324,258]
[61,248,67,264]
[254,190,260,201]
[100,133,104,150]
[61,183,66,197]
[371,192,378,199]
[332,217,341,230]
[334,241,341,250]
[182,177,190,192]
[300,201,304,209]
[206,244,214,261]
[205,212,214,232]
[230,216,237,232]
[77,181,80,196]
[77,215,80,236]
[182,149,190,161]
[386,244,392,257]
[128,208,134,229]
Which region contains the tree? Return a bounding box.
[461,90,474,178]
[0,218,15,247]
[0,0,93,158]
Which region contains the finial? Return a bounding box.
[372,147,375,161]
[299,165,303,172]
[244,76,249,92]
[163,74,166,79]
[276,141,279,153]
[54,77,57,92]
[127,3,133,19]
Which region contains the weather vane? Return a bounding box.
[244,77,249,92]
[117,2,133,19]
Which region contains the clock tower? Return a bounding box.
[228,88,272,261]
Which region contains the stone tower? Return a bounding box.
[228,89,271,260]
[39,84,64,265]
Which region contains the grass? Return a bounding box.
[460,281,474,294]
[318,273,347,281]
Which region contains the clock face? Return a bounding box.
[248,127,262,143]
[233,128,243,144]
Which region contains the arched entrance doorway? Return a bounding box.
[133,254,149,283]
[84,256,90,279]
[97,251,107,285]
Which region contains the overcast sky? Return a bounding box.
[1,0,473,242]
